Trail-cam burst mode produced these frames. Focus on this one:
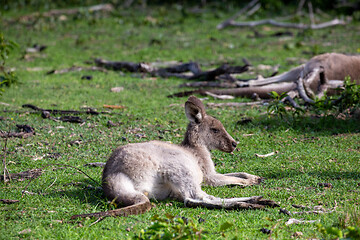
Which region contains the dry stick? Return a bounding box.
[21,104,111,115]
[308,1,315,25]
[217,0,259,29]
[178,81,237,89]
[207,101,266,108]
[17,4,114,23]
[296,0,306,15]
[21,163,101,198]
[2,134,11,183]
[246,3,261,17]
[88,217,106,227]
[227,18,346,29]
[46,66,108,75]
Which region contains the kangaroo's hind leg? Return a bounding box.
[71,173,151,219]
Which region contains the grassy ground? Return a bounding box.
[1,4,360,239]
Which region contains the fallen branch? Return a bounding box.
[22,104,100,115]
[0,199,20,204]
[204,91,234,100]
[217,0,259,30]
[0,168,42,182]
[46,66,108,75]
[0,125,35,139]
[16,4,114,23]
[2,135,11,182]
[94,59,249,81]
[225,18,346,30]
[94,58,152,73]
[178,80,238,88]
[206,101,266,108]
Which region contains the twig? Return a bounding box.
[88,216,106,227]
[217,0,259,29]
[296,0,306,15]
[46,66,108,75]
[2,134,11,182]
[16,4,114,23]
[246,3,261,17]
[22,104,103,115]
[204,92,234,100]
[44,177,57,191]
[21,163,101,198]
[178,81,237,89]
[207,101,266,108]
[0,199,20,204]
[226,18,346,29]
[308,1,315,25]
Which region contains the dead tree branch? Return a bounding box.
[16,4,114,23]
[217,0,259,30]
[22,104,100,115]
[2,135,11,182]
[0,125,35,139]
[207,101,267,108]
[46,66,108,75]
[94,59,249,81]
[224,18,346,29]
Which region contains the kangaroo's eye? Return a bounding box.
[211,128,219,134]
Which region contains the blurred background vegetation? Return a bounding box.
[1,0,359,14]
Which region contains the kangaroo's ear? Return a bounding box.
[185,96,206,123]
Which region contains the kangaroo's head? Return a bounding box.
[182,96,237,153]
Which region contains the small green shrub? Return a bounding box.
[267,91,304,122]
[0,32,18,95]
[314,77,360,115]
[133,214,205,240]
[317,224,360,240]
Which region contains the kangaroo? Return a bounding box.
[71,96,277,219]
[208,53,360,103]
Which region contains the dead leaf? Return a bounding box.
[292,231,303,237]
[111,87,124,92]
[18,229,31,235]
[255,152,275,158]
[103,104,125,109]
[285,218,319,225]
[318,182,333,188]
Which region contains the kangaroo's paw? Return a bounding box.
[224,172,263,185]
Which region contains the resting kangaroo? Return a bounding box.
[71,96,277,219]
[209,53,360,103]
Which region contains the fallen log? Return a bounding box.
[94,58,249,81]
[0,125,35,139]
[16,4,114,23]
[225,18,346,30]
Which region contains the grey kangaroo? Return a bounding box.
[71,96,277,219]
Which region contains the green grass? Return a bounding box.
[1,4,360,239]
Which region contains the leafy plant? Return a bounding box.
[314,77,360,116]
[317,224,360,240]
[267,91,288,119]
[133,214,205,240]
[0,32,18,95]
[267,91,304,121]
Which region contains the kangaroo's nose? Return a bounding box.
[232,141,237,148]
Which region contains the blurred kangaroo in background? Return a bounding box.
[71,96,277,219]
